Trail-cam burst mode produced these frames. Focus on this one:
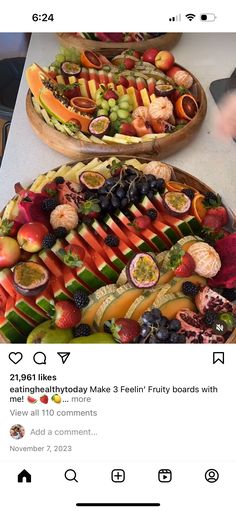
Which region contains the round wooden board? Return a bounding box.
[2,156,234,343]
[56,33,182,58]
[26,67,207,161]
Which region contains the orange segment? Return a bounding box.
[166,181,197,192]
[191,194,207,223]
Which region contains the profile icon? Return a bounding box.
[205,469,219,483]
[10,424,25,440]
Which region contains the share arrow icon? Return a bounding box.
[57,352,70,364]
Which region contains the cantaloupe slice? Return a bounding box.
[153,292,196,319]
[126,287,161,320]
[168,274,206,294]
[81,284,117,327]
[95,284,142,330]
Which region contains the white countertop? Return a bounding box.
[1,32,236,211]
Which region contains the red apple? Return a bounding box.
[142,48,159,65]
[155,51,175,71]
[167,65,182,80]
[0,236,21,268]
[17,222,49,253]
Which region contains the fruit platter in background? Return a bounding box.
[57,33,182,58]
[26,45,206,159]
[0,156,235,344]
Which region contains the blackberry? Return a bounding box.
[41,197,58,212]
[73,290,90,309]
[73,323,91,337]
[182,188,195,200]
[182,281,200,297]
[54,176,65,185]
[204,191,218,203]
[42,233,57,249]
[204,310,217,327]
[104,234,119,247]
[54,227,68,239]
[146,208,158,220]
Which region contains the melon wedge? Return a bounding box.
[26,63,52,100]
[153,292,196,319]
[94,284,142,330]
[81,284,117,327]
[168,274,206,294]
[126,288,159,320]
[39,87,91,132]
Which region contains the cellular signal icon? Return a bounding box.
[186,13,196,21]
[169,14,181,21]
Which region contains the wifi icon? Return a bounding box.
[186,13,196,21]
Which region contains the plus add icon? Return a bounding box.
[111,469,125,483]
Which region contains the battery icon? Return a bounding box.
[200,13,217,21]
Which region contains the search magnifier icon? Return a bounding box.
[65,469,78,482]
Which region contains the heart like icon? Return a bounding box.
[9,352,23,364]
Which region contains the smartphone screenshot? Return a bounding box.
[0,4,235,510]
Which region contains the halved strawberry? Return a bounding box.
[105,318,140,343]
[57,244,85,268]
[129,215,151,232]
[168,244,195,277]
[78,199,101,219]
[55,300,81,328]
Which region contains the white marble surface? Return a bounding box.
[1,32,236,211]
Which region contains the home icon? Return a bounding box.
[17,469,31,483]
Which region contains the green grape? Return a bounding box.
[110,105,119,112]
[108,98,116,108]
[110,112,118,122]
[64,48,73,60]
[97,109,109,116]
[118,101,130,111]
[117,109,130,120]
[96,98,103,107]
[118,94,130,103]
[101,99,109,110]
[55,54,65,64]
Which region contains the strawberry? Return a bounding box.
[27,396,37,404]
[55,300,81,328]
[106,318,140,343]
[78,199,101,219]
[57,244,85,268]
[119,122,137,137]
[103,89,118,101]
[174,253,195,277]
[124,57,135,70]
[40,395,48,404]
[202,213,222,231]
[168,244,195,277]
[129,215,151,231]
[0,219,21,237]
[42,181,58,197]
[207,206,228,227]
[203,193,228,227]
[118,76,129,88]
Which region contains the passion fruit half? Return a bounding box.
[127,253,160,289]
[80,51,102,69]
[79,171,106,190]
[155,83,174,97]
[89,116,110,138]
[163,191,191,216]
[61,61,81,77]
[13,262,49,296]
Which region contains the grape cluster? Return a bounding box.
[96,91,133,123]
[137,308,186,343]
[97,166,165,214]
[51,47,80,71]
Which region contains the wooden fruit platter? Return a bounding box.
[0,156,235,344]
[57,33,182,58]
[26,45,207,160]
